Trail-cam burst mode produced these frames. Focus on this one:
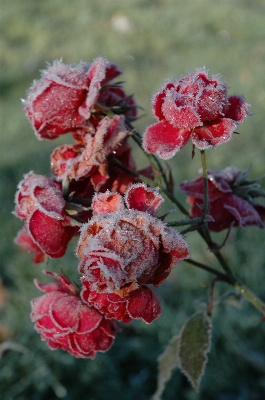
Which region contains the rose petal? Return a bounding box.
[142,121,190,160]
[191,118,237,149]
[124,183,164,216]
[92,192,125,216]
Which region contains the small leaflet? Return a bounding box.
[151,335,180,400]
[178,312,212,392]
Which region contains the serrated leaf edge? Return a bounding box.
[178,312,212,392]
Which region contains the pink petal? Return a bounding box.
[142,121,190,160]
[191,118,237,149]
[30,292,64,321]
[124,183,164,216]
[33,185,65,218]
[50,295,81,331]
[33,279,64,294]
[78,304,103,333]
[92,192,125,216]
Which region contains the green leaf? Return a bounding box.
[178,312,212,392]
[151,335,180,400]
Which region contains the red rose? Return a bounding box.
[77,184,189,295]
[31,271,118,358]
[25,57,137,140]
[180,166,265,232]
[143,68,251,159]
[14,172,75,259]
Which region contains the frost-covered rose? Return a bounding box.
[31,271,118,358]
[77,184,189,295]
[81,278,161,323]
[143,67,251,159]
[14,172,75,259]
[25,57,137,140]
[180,166,265,232]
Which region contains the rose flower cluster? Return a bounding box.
[14,57,190,358]
[15,58,262,360]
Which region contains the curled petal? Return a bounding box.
[25,60,90,139]
[81,279,161,323]
[30,292,64,322]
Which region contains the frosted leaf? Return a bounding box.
[152,335,180,400]
[178,312,212,392]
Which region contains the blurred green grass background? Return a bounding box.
[1,0,265,399]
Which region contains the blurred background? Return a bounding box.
[1,0,265,399]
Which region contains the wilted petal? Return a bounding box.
[224,195,265,229]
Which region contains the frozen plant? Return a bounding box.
[13,57,265,396]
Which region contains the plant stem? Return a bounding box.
[200,150,209,218]
[110,157,154,186]
[234,282,265,315]
[184,259,231,282]
[167,217,202,227]
[160,187,190,216]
